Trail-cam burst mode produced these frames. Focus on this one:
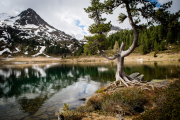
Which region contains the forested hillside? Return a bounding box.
[84,24,180,55]
[0,8,84,58]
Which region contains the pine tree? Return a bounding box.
[160,41,165,51]
[144,32,150,52]
[85,0,179,87]
[167,30,173,44]
[154,40,159,52]
[114,41,119,53]
[140,43,146,54]
[84,0,111,54]
[157,25,165,40]
[177,32,180,45]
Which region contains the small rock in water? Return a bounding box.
[55,111,59,116]
[129,72,139,79]
[116,114,124,120]
[78,98,86,101]
[136,74,144,81]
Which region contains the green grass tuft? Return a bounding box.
[133,79,180,120]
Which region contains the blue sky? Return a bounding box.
[75,19,87,35]
[148,0,161,7]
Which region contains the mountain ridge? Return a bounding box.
[0,8,83,58]
[16,8,56,29]
[0,8,122,58]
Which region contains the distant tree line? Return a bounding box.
[84,23,180,55]
[45,41,70,56]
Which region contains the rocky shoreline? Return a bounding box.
[58,77,177,120]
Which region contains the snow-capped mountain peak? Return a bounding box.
[0,8,73,41]
[16,8,54,28]
[0,8,82,58]
[0,13,12,21]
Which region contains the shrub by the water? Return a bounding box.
[60,79,180,120]
[60,103,85,120]
[133,79,180,120]
[77,87,152,115]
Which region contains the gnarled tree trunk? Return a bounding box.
[99,3,141,87]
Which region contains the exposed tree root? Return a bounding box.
[108,72,170,92]
[110,78,168,92]
[115,71,144,88]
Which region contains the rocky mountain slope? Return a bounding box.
[0,8,82,58]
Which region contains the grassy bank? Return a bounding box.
[1,44,180,64]
[1,52,180,66]
[59,78,180,120]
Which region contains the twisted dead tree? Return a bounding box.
[84,0,180,87]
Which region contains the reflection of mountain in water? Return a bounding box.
[0,62,179,119]
[0,63,114,115]
[0,62,179,101]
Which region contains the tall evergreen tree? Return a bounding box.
[157,25,165,40]
[84,0,112,54]
[177,31,180,45]
[167,30,173,44]
[114,41,119,53]
[85,0,179,87]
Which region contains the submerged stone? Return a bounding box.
[47,106,56,112]
[33,109,46,117]
[37,114,49,119]
[78,98,86,101]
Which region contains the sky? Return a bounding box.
[0,0,179,40]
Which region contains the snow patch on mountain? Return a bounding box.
[1,16,20,27]
[0,48,12,55]
[0,38,7,43]
[23,24,39,29]
[13,48,21,53]
[24,51,28,55]
[2,31,11,39]
[46,25,56,32]
[32,46,50,57]
[0,13,12,21]
[67,44,73,49]
[34,46,39,51]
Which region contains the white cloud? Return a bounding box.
[0,0,179,38]
[158,0,180,13]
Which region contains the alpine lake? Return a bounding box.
[0,61,180,120]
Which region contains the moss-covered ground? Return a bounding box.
[60,78,180,120]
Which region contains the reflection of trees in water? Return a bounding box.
[0,64,115,114]
[80,65,115,82]
[0,63,179,99]
[18,96,48,115]
[124,63,180,81]
[1,63,178,114]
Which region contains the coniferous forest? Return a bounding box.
[107,24,180,54]
[84,24,180,55]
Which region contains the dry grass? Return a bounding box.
[1,52,180,66]
[72,79,176,120]
[133,79,180,120]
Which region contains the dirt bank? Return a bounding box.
[1,52,179,63]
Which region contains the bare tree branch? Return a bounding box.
[98,47,119,60]
[121,3,139,57]
[119,42,126,53]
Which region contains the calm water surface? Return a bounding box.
[0,61,179,119]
